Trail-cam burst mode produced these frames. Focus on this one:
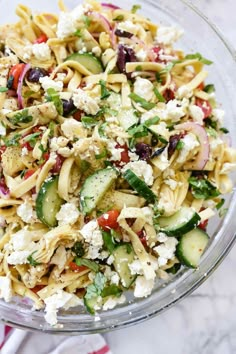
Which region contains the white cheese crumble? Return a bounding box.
[17,202,35,223]
[39,76,63,92]
[212,108,225,126]
[134,276,155,298]
[164,178,178,190]
[44,290,83,325]
[166,99,186,122]
[152,148,170,171]
[189,105,204,125]
[0,275,12,302]
[32,43,51,61]
[133,77,154,101]
[154,237,178,267]
[56,12,77,39]
[177,85,193,99]
[72,88,99,115]
[156,26,184,45]
[136,49,147,62]
[0,123,6,136]
[122,160,154,186]
[60,118,87,139]
[117,20,140,35]
[92,46,102,57]
[129,260,143,275]
[103,294,126,311]
[177,133,200,163]
[21,146,28,156]
[56,203,80,226]
[7,250,32,265]
[107,141,123,161]
[80,220,103,259]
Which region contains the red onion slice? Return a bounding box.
[175,122,210,170]
[101,3,121,10]
[17,63,31,109]
[91,12,116,46]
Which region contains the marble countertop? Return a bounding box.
[105,1,236,353]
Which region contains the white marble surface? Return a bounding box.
[105,2,236,353]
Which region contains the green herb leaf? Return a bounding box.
[99,80,111,100]
[129,93,155,110]
[205,118,217,130]
[135,65,143,71]
[206,127,217,138]
[85,284,98,300]
[80,160,91,173]
[20,169,27,178]
[166,263,181,275]
[23,90,35,99]
[203,84,215,93]
[94,272,106,293]
[127,123,149,138]
[38,143,47,154]
[48,121,57,138]
[72,241,85,257]
[184,52,213,65]
[102,231,116,253]
[98,122,108,138]
[176,140,184,150]
[9,109,33,125]
[144,116,160,127]
[74,29,83,37]
[101,284,122,298]
[83,15,91,27]
[159,62,175,75]
[189,176,220,200]
[75,258,100,272]
[27,251,41,266]
[131,4,141,13]
[81,116,98,128]
[0,87,8,93]
[113,15,124,21]
[4,134,21,147]
[216,198,225,210]
[153,87,166,102]
[46,88,63,115]
[23,132,41,148]
[95,149,107,160]
[219,127,229,134]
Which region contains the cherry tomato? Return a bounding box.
[152,46,162,62]
[21,141,34,151]
[163,88,175,102]
[73,110,83,121]
[31,285,45,293]
[196,98,212,119]
[32,125,43,133]
[69,262,88,272]
[8,64,26,90]
[137,229,147,247]
[197,82,205,91]
[24,169,35,180]
[34,33,48,44]
[51,154,65,174]
[198,219,208,231]
[42,152,50,161]
[0,146,6,159]
[97,210,120,231]
[113,144,130,167]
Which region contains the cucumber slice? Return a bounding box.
[113,244,136,288]
[123,169,157,204]
[158,207,200,236]
[36,176,64,227]
[80,168,117,214]
[65,53,103,74]
[84,296,98,315]
[176,228,209,268]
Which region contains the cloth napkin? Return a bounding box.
[0,324,112,354]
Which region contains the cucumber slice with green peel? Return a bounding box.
[123,169,157,204]
[158,207,200,236]
[65,53,103,74]
[36,176,64,227]
[84,296,99,315]
[80,168,117,214]
[176,228,209,268]
[113,244,136,288]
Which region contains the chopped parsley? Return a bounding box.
[113,15,124,21]
[144,115,160,127]
[72,241,85,257]
[23,132,41,148]
[81,116,98,128]
[27,252,41,266]
[135,65,143,71]
[205,118,217,130]
[38,143,47,154]
[98,122,108,138]
[9,109,33,125]
[46,88,63,115]
[189,176,220,200]
[102,231,116,253]
[99,80,111,100]
[131,4,141,13]
[176,140,184,150]
[220,127,229,134]
[0,87,8,93]
[74,29,83,37]
[83,15,91,28]
[4,134,21,147]
[184,52,213,65]
[84,272,107,313]
[95,149,107,160]
[216,198,225,210]
[75,258,100,272]
[129,93,155,110]
[204,84,215,93]
[101,284,122,298]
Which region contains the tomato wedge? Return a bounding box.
[97,210,120,231]
[31,285,45,293]
[69,262,88,272]
[34,34,48,44]
[24,169,35,180]
[113,144,130,167]
[196,98,212,119]
[8,64,26,90]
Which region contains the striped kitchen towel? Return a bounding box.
[0,324,112,354]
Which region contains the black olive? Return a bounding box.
[27,68,48,83]
[168,133,184,158]
[62,98,76,117]
[115,29,133,38]
[135,143,152,161]
[117,44,137,74]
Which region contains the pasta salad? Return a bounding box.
[0,0,235,326]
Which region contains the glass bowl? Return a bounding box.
[0,0,235,334]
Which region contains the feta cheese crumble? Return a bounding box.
[103,294,126,310]
[154,237,178,267]
[32,43,51,61]
[72,88,99,115]
[61,118,87,139]
[133,77,154,101]
[189,105,204,125]
[122,160,154,186]
[177,133,200,163]
[56,12,77,39]
[0,275,12,302]
[80,220,103,259]
[56,203,80,226]
[156,26,184,45]
[134,276,155,298]
[39,76,63,92]
[17,202,35,223]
